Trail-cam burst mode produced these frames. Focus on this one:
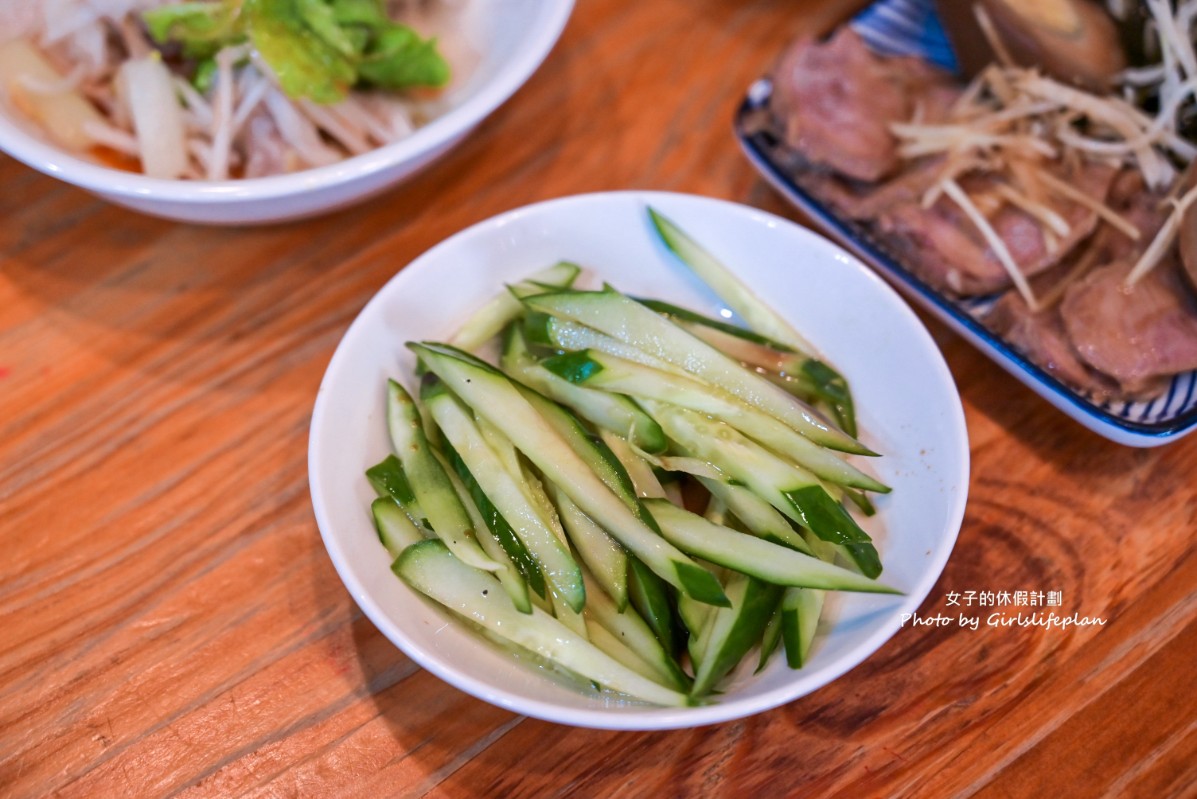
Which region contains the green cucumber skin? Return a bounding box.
[757,607,784,673]
[412,343,728,608]
[644,401,883,578]
[697,477,814,557]
[632,297,796,350]
[627,557,683,655]
[442,442,548,599]
[523,289,868,455]
[371,496,426,558]
[366,455,415,504]
[541,349,886,492]
[783,486,882,579]
[450,262,581,352]
[781,586,825,669]
[501,327,667,454]
[645,500,897,594]
[386,380,497,572]
[395,540,690,707]
[366,455,425,523]
[581,570,691,692]
[646,207,815,355]
[548,484,629,611]
[691,573,783,698]
[425,390,585,612]
[648,207,860,437]
[438,445,535,615]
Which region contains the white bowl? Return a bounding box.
[0,1,572,225]
[308,191,971,730]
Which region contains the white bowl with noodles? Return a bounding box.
[308,191,971,730]
[0,1,573,225]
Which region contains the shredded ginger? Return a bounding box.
[889,0,1197,296]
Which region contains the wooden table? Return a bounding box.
[3,1,1196,796]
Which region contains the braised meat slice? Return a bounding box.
[1061,259,1197,394]
[771,27,955,183]
[873,161,1116,295]
[802,157,946,222]
[986,292,1123,400]
[1091,170,1171,264]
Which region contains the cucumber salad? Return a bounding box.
[365,209,899,707]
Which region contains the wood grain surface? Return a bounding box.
[3,1,1196,797]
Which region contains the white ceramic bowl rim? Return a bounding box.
[0,2,573,204]
[308,191,971,730]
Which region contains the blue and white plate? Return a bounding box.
[734,1,1197,447]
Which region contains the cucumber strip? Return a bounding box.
[696,477,813,556]
[386,380,499,572]
[552,589,590,638]
[440,452,533,614]
[582,570,690,691]
[442,441,548,599]
[628,556,682,654]
[673,320,858,438]
[501,326,668,453]
[644,500,898,594]
[542,349,886,491]
[690,571,783,698]
[522,470,570,544]
[619,446,727,483]
[647,208,859,435]
[516,385,691,643]
[539,317,690,378]
[643,401,883,579]
[516,385,654,519]
[676,586,711,640]
[548,483,629,610]
[633,297,798,350]
[598,430,667,499]
[371,496,427,558]
[678,561,724,668]
[781,531,836,668]
[757,607,784,673]
[475,414,525,481]
[450,261,581,352]
[523,290,869,455]
[395,540,689,707]
[425,390,585,612]
[781,586,825,668]
[584,620,665,684]
[684,586,708,669]
[844,487,878,516]
[647,207,817,356]
[412,342,729,608]
[365,455,427,528]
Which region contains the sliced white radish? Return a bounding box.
[118,55,188,180]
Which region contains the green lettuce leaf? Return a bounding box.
[141,0,449,103]
[243,0,356,104]
[142,1,242,58]
[330,0,389,27]
[358,24,450,89]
